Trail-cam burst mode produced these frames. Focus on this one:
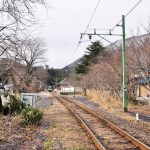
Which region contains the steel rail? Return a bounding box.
[61,96,150,150]
[59,96,106,150]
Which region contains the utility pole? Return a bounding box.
[80,15,127,112]
[122,15,127,112]
[61,71,64,81]
[73,67,76,97]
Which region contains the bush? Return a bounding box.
[9,95,22,114]
[1,94,22,115]
[0,96,2,113]
[2,106,9,115]
[60,91,80,95]
[21,107,43,125]
[3,91,9,98]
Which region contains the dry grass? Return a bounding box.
[85,89,150,121]
[86,89,122,110]
[86,89,149,109]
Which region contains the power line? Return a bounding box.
[86,0,102,30]
[77,0,143,63]
[125,0,143,17]
[97,35,118,48]
[72,43,81,55]
[88,28,110,31]
[65,38,92,67]
[96,0,143,47]
[67,0,103,66]
[64,43,81,67]
[112,0,143,31]
[80,0,102,41]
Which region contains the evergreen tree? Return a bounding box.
[47,68,67,85]
[0,97,2,113]
[76,41,104,74]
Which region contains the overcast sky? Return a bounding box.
[38,0,150,69]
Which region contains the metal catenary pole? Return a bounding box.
[122,15,127,112]
[80,15,128,111]
[73,67,76,97]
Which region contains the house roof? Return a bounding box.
[137,77,150,84]
[59,78,71,86]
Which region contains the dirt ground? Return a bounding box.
[43,95,96,150]
[0,92,96,150]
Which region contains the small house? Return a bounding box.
[137,77,150,97]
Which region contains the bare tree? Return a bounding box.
[0,0,47,85]
[79,30,150,101]
[0,0,46,56]
[33,66,49,83]
[9,37,47,92]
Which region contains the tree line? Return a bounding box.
[0,0,49,92]
[75,30,150,101]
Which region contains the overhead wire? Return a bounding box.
[72,43,81,55]
[112,0,143,31]
[64,43,80,68]
[79,0,102,42]
[74,0,102,53]
[65,0,103,67]
[67,0,143,67]
[97,35,119,48]
[96,0,143,47]
[82,0,102,33]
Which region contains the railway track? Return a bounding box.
[54,94,150,150]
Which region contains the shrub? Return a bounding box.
[60,91,80,95]
[2,106,9,115]
[1,94,22,115]
[21,107,43,125]
[0,96,2,113]
[9,95,22,114]
[3,91,9,98]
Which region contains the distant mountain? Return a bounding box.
[62,41,121,72]
[62,40,122,72]
[106,33,150,50]
[63,33,150,72]
[62,57,83,72]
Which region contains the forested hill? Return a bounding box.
[62,33,150,72]
[62,57,83,72]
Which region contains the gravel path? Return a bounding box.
[64,98,138,150]
[66,95,150,147]
[45,94,96,150]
